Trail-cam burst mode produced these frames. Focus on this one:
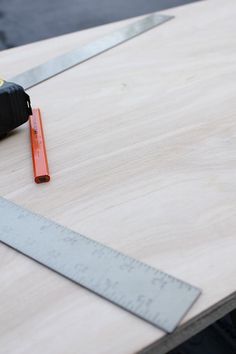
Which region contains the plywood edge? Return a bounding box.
[139,291,236,354]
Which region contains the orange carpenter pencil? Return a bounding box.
[29,108,50,184]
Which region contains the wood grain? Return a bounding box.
[0,0,236,353]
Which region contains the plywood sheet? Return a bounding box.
[0,1,236,353]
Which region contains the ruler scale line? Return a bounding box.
[0,197,201,333]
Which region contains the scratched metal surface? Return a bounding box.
[0,197,201,333]
[10,14,173,89]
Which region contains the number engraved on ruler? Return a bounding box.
[0,197,201,333]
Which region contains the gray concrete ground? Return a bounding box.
[0,0,235,353]
[0,0,199,49]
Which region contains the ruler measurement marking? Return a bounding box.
[0,198,201,333]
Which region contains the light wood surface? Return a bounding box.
[1,0,236,353]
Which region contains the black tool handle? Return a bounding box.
[0,79,32,137]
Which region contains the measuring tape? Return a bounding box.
[0,197,201,333]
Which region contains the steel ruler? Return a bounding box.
[0,197,201,333]
[10,13,174,90]
[2,13,201,333]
